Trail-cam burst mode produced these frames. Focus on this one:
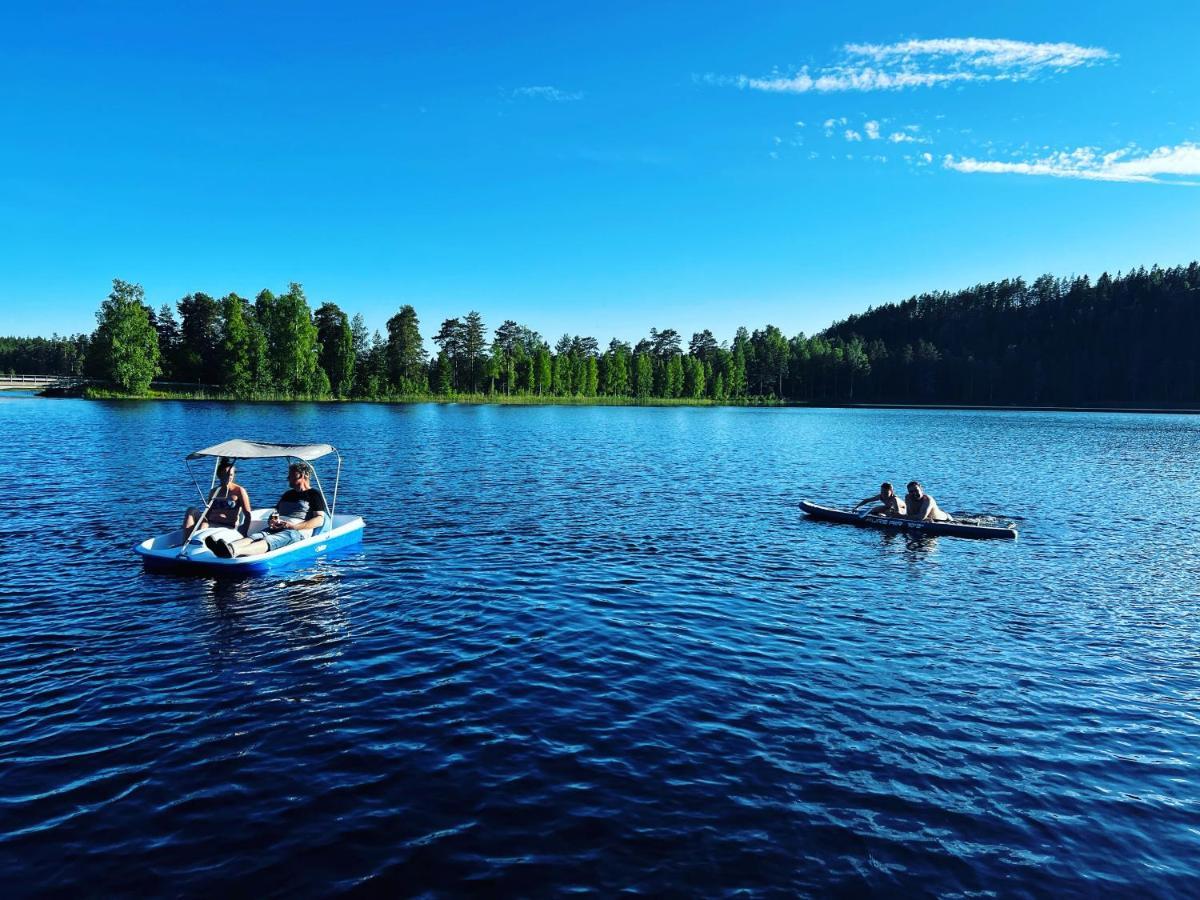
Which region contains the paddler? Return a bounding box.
[904,481,953,522]
[852,482,906,517]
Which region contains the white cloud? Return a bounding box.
[795,120,806,127]
[512,85,583,102]
[736,68,977,93]
[845,38,1112,71]
[864,120,881,140]
[943,143,1200,184]
[716,37,1114,94]
[844,129,862,141]
[888,130,930,144]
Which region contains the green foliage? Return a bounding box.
[0,334,89,376]
[633,353,653,399]
[152,304,179,379]
[315,302,355,396]
[664,354,684,398]
[217,293,256,395]
[386,305,426,391]
[89,279,160,392]
[258,283,319,393]
[434,350,453,394]
[175,292,221,383]
[68,260,1200,407]
[534,346,552,395]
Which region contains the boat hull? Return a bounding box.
[800,501,1017,540]
[136,514,366,576]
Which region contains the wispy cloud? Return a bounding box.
[512,85,583,102]
[710,37,1114,94]
[846,38,1112,71]
[943,143,1200,184]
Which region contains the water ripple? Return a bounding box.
[1,402,1198,894]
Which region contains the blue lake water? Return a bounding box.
[2,396,1199,895]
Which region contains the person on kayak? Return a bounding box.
[852,482,906,517]
[904,481,953,522]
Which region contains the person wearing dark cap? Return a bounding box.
[181,457,252,539]
[206,461,326,559]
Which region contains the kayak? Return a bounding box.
[800,500,1018,540]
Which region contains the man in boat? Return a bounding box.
[851,482,906,517]
[181,457,252,539]
[205,461,327,559]
[904,481,953,522]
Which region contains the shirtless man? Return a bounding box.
[904,481,953,522]
[852,482,906,517]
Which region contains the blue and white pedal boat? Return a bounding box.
[136,439,366,576]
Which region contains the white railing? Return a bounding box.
[0,374,90,386]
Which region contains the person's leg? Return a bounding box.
[206,534,255,558]
[235,538,270,557]
[176,508,209,546]
[210,527,303,559]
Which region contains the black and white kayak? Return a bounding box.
[800,500,1018,540]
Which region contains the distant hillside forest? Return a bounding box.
[4,261,1199,405]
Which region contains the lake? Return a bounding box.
[2,395,1198,895]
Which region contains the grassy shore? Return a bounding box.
[45,385,1200,413]
[69,384,782,407]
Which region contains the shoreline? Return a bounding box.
[30,386,1200,414]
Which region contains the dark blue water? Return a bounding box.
[2,396,1198,895]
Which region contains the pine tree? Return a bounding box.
[386,305,427,393]
[314,302,355,396]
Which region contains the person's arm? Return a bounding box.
[237,485,253,536]
[274,492,327,533]
[276,511,325,531]
[852,494,879,510]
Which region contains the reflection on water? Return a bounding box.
[1,400,1199,895]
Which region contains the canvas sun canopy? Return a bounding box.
[187,439,337,461]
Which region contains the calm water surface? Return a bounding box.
[1,397,1198,895]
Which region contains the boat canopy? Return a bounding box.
[186,439,337,461]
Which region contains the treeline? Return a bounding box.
[821,262,1200,405]
[5,262,1200,405]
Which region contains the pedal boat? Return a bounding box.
[136,439,366,576]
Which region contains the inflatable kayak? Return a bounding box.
[800,500,1017,540]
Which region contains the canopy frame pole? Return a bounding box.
[332,450,342,519]
[177,458,220,558]
[308,455,333,534]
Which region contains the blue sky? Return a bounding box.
[2,1,1198,346]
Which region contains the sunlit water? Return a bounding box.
[1,395,1198,895]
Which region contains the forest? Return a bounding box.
[3,261,1198,406]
